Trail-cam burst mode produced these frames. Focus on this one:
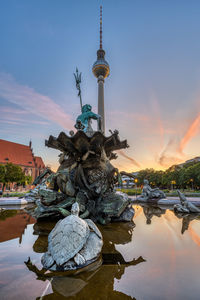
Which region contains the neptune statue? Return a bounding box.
[75,104,102,136]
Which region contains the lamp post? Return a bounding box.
[171,180,176,190]
[134,178,138,199]
[190,178,194,190]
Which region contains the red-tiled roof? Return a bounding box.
[0,139,35,166]
[0,139,45,168]
[35,156,45,169]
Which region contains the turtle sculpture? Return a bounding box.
[41,202,103,271]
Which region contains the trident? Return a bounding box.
[74,68,83,111]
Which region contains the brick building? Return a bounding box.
[0,139,45,182]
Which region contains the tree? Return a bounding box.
[0,165,5,190]
[1,163,26,193]
[137,169,164,187]
[19,175,32,186]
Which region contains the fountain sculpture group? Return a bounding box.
[26,69,200,272]
[29,124,134,225]
[25,69,138,270]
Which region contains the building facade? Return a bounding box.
[0,139,45,182]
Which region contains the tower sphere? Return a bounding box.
[92,49,110,78]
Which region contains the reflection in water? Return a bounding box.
[140,203,200,235]
[1,206,200,299]
[26,255,144,299]
[142,204,166,225]
[26,220,144,299]
[174,211,200,234]
[0,209,35,243]
[188,226,200,248]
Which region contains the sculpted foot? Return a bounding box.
[74,253,86,265]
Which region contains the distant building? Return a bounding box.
[177,156,200,168]
[121,175,135,188]
[0,139,45,181]
[185,157,200,164]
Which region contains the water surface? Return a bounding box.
[0,205,200,300]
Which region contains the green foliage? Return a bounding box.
[133,161,200,190]
[4,163,25,184]
[0,163,31,192]
[0,165,5,183]
[25,175,33,185]
[117,188,200,197]
[137,169,164,187]
[0,192,27,198]
[117,188,142,196]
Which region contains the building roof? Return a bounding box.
[0,139,45,168]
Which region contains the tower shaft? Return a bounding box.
[98,75,105,133]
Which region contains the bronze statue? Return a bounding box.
[174,190,200,213]
[138,179,166,201]
[75,104,102,135]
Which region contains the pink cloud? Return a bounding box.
[178,114,200,153]
[158,138,185,168]
[0,72,74,130]
[0,119,19,125]
[117,150,141,168]
[150,93,165,148]
[109,110,150,123]
[0,106,28,114]
[0,115,49,125]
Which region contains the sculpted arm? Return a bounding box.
[88,112,101,120]
[150,187,159,192]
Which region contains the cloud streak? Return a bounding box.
[117,150,141,168]
[158,112,200,168]
[0,106,28,114]
[158,138,184,168]
[109,110,150,123]
[0,117,49,126]
[150,93,165,148]
[0,72,74,129]
[178,114,200,153]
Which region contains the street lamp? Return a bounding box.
[190,178,194,190]
[134,178,138,199]
[171,180,176,190]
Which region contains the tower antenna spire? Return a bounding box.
[100,5,102,49]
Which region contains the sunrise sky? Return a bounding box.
[1,0,200,172]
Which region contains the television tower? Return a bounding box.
[92,6,110,133]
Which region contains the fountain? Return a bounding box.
[26,69,135,225]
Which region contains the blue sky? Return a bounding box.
[1,0,200,171]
